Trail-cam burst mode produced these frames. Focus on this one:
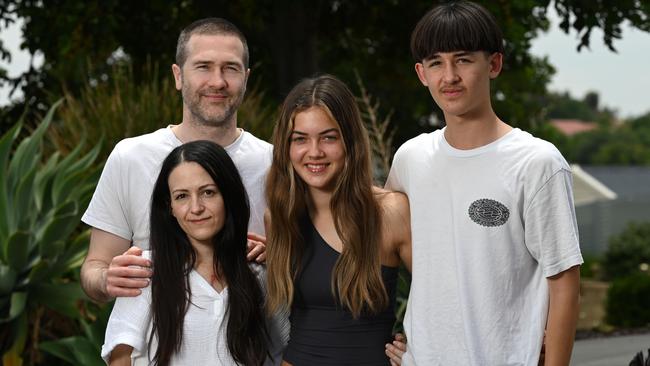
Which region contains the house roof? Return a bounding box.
[571,165,617,206]
[550,119,598,136]
[580,165,650,200]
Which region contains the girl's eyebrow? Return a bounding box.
[291,128,339,135]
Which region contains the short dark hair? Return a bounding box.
[176,17,249,68]
[410,1,504,62]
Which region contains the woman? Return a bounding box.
[102,140,275,365]
[265,75,412,366]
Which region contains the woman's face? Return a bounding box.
[289,106,346,194]
[168,161,225,248]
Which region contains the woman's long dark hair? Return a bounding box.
[148,140,269,365]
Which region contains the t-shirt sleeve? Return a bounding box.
[385,147,407,192]
[101,284,152,364]
[524,168,583,277]
[82,145,132,240]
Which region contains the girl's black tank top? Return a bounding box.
[283,216,398,366]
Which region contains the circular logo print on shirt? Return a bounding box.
[468,198,510,227]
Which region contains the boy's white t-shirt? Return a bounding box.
[82,127,272,248]
[386,128,583,365]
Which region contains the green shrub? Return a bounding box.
[603,222,650,280]
[605,273,650,327]
[580,255,604,280]
[49,62,277,162]
[393,265,411,333]
[39,302,112,366]
[50,63,182,161]
[0,101,101,365]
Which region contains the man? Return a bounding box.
[385,2,582,365]
[81,18,270,303]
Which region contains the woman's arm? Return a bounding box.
[109,344,134,366]
[101,254,153,364]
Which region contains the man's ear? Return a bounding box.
[172,64,183,91]
[488,53,503,79]
[415,63,429,86]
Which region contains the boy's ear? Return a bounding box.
[488,53,503,79]
[414,63,429,86]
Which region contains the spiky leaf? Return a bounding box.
[40,336,104,366]
[31,282,85,319]
[5,232,30,273]
[0,264,17,295]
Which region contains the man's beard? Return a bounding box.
[183,85,245,127]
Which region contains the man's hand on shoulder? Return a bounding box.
[105,246,152,298]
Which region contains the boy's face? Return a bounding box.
[415,51,502,119]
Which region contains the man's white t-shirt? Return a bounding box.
[82,127,272,248]
[386,128,583,366]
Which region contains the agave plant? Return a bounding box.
[0,101,101,365]
[38,302,111,366]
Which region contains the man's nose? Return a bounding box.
[207,69,227,89]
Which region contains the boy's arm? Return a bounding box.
[544,265,580,366]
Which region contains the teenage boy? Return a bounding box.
[385,2,582,365]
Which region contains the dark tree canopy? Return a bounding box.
[1,0,649,144]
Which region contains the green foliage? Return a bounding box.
[39,303,112,366]
[629,112,650,129]
[0,101,101,364]
[543,91,615,126]
[49,62,274,161]
[605,273,650,328]
[50,63,182,161]
[2,0,649,143]
[603,222,650,280]
[236,78,278,143]
[580,254,604,280]
[393,266,411,334]
[530,120,571,158]
[553,0,650,52]
[566,116,650,165]
[540,100,650,165]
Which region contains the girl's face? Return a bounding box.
[168,162,225,248]
[289,106,346,194]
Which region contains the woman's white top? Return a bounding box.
[101,251,288,365]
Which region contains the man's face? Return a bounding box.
[414,51,502,119]
[172,34,249,127]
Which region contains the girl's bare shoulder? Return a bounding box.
[373,187,409,222]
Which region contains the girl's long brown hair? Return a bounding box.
[266,74,387,317]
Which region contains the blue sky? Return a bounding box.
[2,10,650,118]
